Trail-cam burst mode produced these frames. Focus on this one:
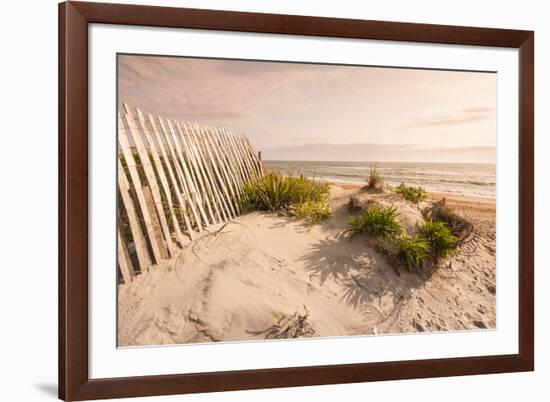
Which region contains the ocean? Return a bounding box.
[262,161,496,198]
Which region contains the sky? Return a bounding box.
[118,55,497,163]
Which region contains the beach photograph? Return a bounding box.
[116,55,497,347]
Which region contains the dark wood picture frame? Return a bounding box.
[59,1,534,400]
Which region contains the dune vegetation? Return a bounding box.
[365,163,382,189]
[241,169,465,272]
[348,205,403,241]
[348,175,464,272]
[395,234,431,271]
[395,182,428,204]
[241,172,332,223]
[119,167,495,346]
[419,219,458,260]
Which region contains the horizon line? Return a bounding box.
[262,159,496,165]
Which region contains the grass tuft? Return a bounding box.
[395,234,431,271]
[423,198,473,242]
[419,219,457,260]
[292,200,332,224]
[286,175,331,204]
[395,182,427,204]
[241,172,331,223]
[241,172,292,212]
[348,195,467,273]
[348,205,403,241]
[366,163,382,189]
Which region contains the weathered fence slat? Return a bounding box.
[233,131,256,182]
[244,136,264,177]
[136,107,187,247]
[224,128,250,185]
[117,105,263,275]
[166,119,207,231]
[206,127,241,214]
[197,125,237,218]
[185,123,223,224]
[242,134,263,178]
[118,163,151,270]
[219,128,246,191]
[214,128,243,196]
[117,227,134,284]
[176,122,217,225]
[118,114,164,265]
[148,114,196,241]
[187,123,229,222]
[118,159,151,268]
[122,106,175,258]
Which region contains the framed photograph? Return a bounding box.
[59,1,534,400]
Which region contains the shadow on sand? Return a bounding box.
[299,232,430,311]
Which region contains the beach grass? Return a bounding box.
[241,172,292,212]
[395,182,427,204]
[348,205,403,241]
[365,163,382,189]
[419,219,458,260]
[423,198,474,242]
[395,234,431,271]
[347,195,461,272]
[292,200,332,224]
[241,172,331,223]
[286,175,331,204]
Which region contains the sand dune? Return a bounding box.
[118,183,496,347]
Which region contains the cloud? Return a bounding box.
[289,136,317,143]
[118,55,349,123]
[117,55,497,163]
[400,106,496,129]
[402,115,489,128]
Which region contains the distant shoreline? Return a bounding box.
[262,158,496,199]
[328,178,497,201]
[263,159,496,166]
[271,172,497,201]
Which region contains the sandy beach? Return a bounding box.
[118,182,496,347]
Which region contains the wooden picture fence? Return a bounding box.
[117,103,263,284]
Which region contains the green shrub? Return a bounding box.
[366,163,382,189]
[419,219,457,259]
[423,198,473,241]
[292,200,332,224]
[241,172,331,223]
[285,175,330,204]
[348,205,403,241]
[241,172,292,212]
[395,234,431,271]
[395,182,427,204]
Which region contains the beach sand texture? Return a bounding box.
[118,183,496,346]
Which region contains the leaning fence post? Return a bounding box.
[117,104,265,276]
